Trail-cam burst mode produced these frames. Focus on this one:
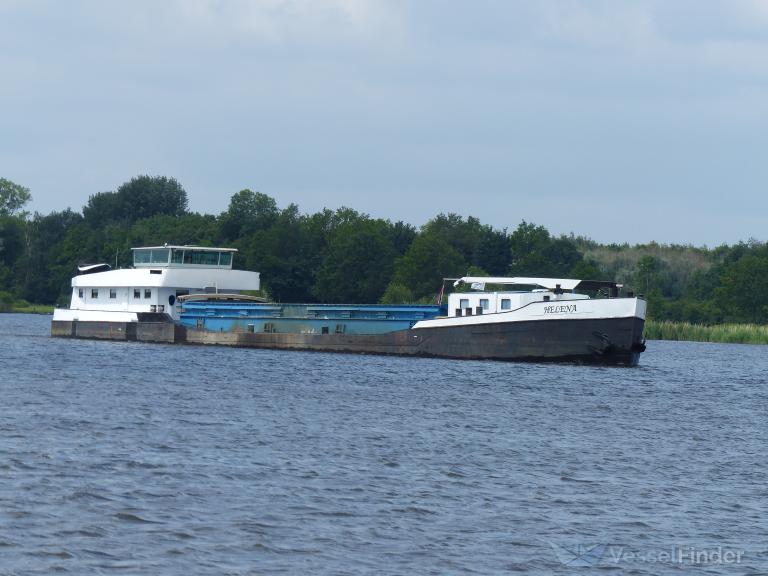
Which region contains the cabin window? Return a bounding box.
[109,289,117,299]
[150,249,169,264]
[335,324,346,334]
[144,289,152,299]
[134,289,140,299]
[480,299,489,310]
[78,288,84,299]
[133,250,151,265]
[264,322,275,333]
[501,298,511,310]
[219,252,232,266]
[460,298,470,309]
[321,326,329,334]
[183,250,219,265]
[91,289,99,299]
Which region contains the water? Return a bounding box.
[1,313,767,575]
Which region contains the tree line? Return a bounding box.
[1,175,767,324]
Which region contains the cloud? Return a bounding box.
[1,1,768,243]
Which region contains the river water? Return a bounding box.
[1,313,766,575]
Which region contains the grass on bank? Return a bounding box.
[0,291,54,314]
[11,301,54,314]
[645,319,768,345]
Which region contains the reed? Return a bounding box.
[11,301,54,314]
[645,320,768,345]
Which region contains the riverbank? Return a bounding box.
[645,320,768,345]
[0,302,54,314]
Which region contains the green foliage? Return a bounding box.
[83,175,188,226]
[714,246,768,323]
[219,189,279,241]
[313,219,397,303]
[243,204,316,302]
[0,290,13,311]
[645,320,768,345]
[379,282,415,305]
[509,222,582,277]
[20,210,84,303]
[0,178,32,217]
[0,215,25,268]
[392,233,466,300]
[6,174,768,332]
[568,258,603,281]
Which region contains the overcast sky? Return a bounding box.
[2,0,767,245]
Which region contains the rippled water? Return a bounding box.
[1,313,767,575]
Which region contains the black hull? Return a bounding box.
[52,315,646,366]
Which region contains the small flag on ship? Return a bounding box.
[436,282,445,305]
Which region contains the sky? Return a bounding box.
[1,0,767,246]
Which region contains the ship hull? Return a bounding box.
[52,314,645,366]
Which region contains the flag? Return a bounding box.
[470,282,485,290]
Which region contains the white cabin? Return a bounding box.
[446,276,599,317]
[61,246,260,322]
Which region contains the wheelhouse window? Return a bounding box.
[219,252,232,267]
[109,289,117,299]
[183,250,219,265]
[133,248,170,266]
[171,249,184,264]
[133,250,151,265]
[150,249,169,264]
[500,298,511,310]
[91,289,99,299]
[134,289,140,299]
[144,289,152,299]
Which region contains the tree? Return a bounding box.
[391,232,467,300]
[0,178,32,217]
[0,290,13,311]
[83,175,188,226]
[715,249,768,323]
[509,221,552,275]
[219,189,279,241]
[0,216,25,268]
[542,238,583,277]
[243,204,314,302]
[313,219,397,303]
[379,283,415,304]
[568,258,603,281]
[19,210,83,303]
[387,221,417,255]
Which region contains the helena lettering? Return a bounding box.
[543,304,577,314]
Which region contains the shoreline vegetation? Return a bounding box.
[644,320,768,345]
[11,303,54,314]
[3,175,768,339]
[0,295,54,314]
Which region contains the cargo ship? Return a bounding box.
[51,245,647,365]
